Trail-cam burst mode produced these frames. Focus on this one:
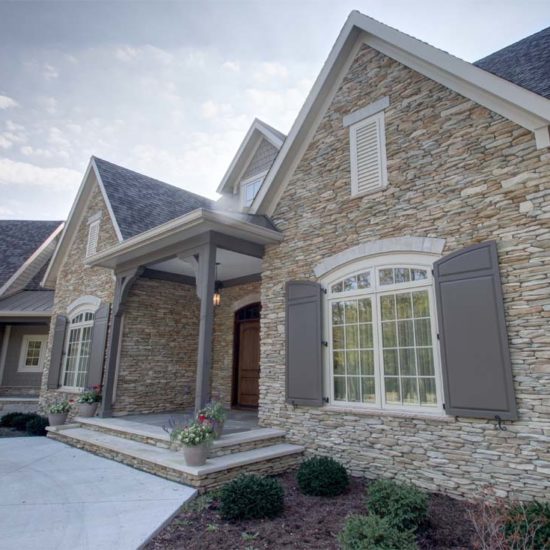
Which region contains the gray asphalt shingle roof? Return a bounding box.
[0,220,62,289]
[94,156,277,238]
[474,26,550,99]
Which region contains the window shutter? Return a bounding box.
[285,281,323,406]
[86,220,100,257]
[47,315,67,389]
[350,112,387,196]
[433,241,517,420]
[87,302,110,387]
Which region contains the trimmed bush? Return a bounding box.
[219,474,284,521]
[0,412,25,427]
[297,456,349,497]
[505,501,550,549]
[25,415,49,436]
[11,413,36,431]
[366,479,427,531]
[339,514,417,550]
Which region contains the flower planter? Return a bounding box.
[213,420,224,438]
[182,443,209,466]
[78,402,99,417]
[48,412,68,427]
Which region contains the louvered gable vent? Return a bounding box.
[86,220,100,257]
[350,111,387,196]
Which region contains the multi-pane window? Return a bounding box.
[18,335,47,372]
[241,176,263,208]
[61,311,94,388]
[327,261,440,412]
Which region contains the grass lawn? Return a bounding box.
[146,472,475,549]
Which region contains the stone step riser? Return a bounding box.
[78,421,286,456]
[48,430,302,492]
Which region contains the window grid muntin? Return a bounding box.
[327,263,441,412]
[61,310,95,389]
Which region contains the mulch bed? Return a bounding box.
[146,472,475,549]
[0,427,29,438]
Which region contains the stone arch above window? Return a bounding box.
[313,237,445,278]
[66,295,101,316]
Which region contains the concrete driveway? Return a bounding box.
[0,437,196,550]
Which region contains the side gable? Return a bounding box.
[42,159,123,288]
[251,11,550,217]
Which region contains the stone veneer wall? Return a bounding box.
[39,181,118,412]
[211,281,261,407]
[258,43,550,501]
[112,277,200,415]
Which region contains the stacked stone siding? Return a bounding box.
[259,44,550,501]
[39,182,118,410]
[211,281,261,407]
[113,277,200,415]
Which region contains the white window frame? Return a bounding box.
[350,111,388,197]
[322,253,444,415]
[18,335,48,373]
[59,305,95,391]
[86,219,100,258]
[240,171,267,209]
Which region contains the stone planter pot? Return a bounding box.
[78,402,99,417]
[48,412,68,427]
[213,420,224,439]
[182,443,209,466]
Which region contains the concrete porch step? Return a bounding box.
[75,416,286,456]
[47,425,304,491]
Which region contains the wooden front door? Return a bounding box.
[234,303,261,407]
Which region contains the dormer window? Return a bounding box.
[241,174,264,208]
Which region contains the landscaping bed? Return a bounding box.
[146,472,475,549]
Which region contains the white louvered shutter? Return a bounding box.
[350,111,387,196]
[86,220,100,257]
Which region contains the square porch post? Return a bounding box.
[195,241,216,412]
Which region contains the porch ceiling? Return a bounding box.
[149,249,262,282]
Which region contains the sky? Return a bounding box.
[0,0,549,221]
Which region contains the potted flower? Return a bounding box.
[198,401,227,438]
[173,421,214,466]
[47,399,72,426]
[77,385,102,417]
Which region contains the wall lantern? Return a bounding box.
[213,282,222,307]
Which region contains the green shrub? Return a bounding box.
[504,501,550,549]
[0,412,25,427]
[339,514,417,550]
[25,415,49,436]
[366,479,427,531]
[219,474,284,521]
[11,413,36,431]
[297,456,349,497]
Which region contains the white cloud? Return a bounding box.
[115,46,138,62]
[200,100,233,120]
[0,158,80,191]
[0,95,18,109]
[222,61,240,72]
[37,96,58,114]
[48,127,72,150]
[42,63,59,80]
[253,62,289,84]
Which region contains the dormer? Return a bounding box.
[216,118,285,212]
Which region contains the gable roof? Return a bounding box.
[216,118,285,195]
[94,157,214,239]
[251,11,550,217]
[474,26,550,100]
[0,220,63,294]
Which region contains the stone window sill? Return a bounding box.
[323,405,454,423]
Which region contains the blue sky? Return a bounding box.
[0,0,549,220]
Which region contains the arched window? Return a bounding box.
[324,253,443,412]
[60,308,95,389]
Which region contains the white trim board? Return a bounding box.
[250,10,550,217]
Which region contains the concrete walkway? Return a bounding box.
[0,437,196,550]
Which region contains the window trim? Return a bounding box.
[349,111,388,197]
[18,334,48,373]
[59,306,95,391]
[240,171,267,209]
[322,253,444,415]
[86,219,100,258]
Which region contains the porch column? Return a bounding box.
[195,241,216,412]
[99,267,143,417]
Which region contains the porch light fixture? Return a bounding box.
[213,263,221,306]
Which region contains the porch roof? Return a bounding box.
[86,207,282,271]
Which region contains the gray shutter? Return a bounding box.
[47,315,67,389]
[87,302,110,387]
[433,241,517,420]
[286,281,323,406]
